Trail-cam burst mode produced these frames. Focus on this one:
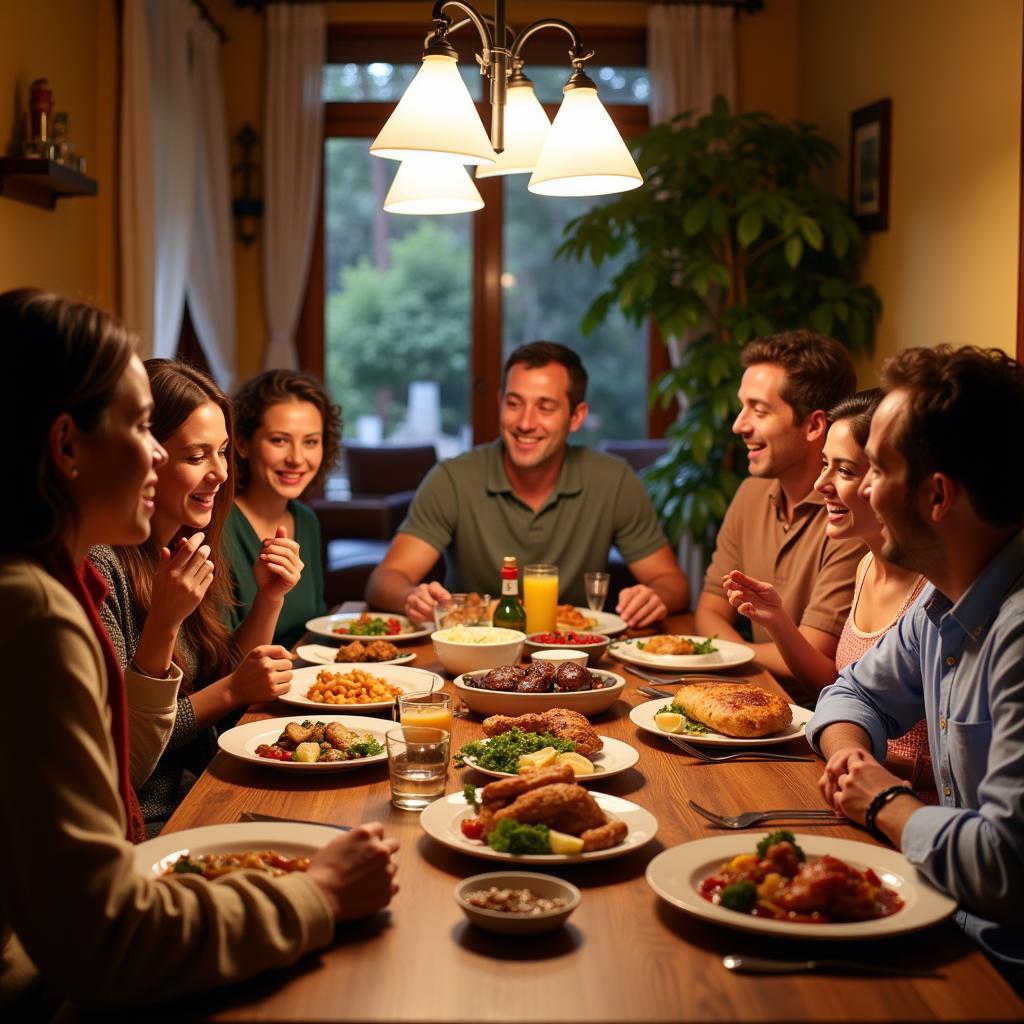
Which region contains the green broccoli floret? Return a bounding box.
[756,830,806,862]
[171,856,204,875]
[463,783,479,810]
[719,880,757,913]
[348,738,384,758]
[486,818,551,855]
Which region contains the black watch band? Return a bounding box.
[864,784,918,843]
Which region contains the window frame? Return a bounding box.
[298,25,673,444]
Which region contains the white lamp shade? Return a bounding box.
[383,155,484,215]
[476,80,551,178]
[528,86,643,197]
[371,54,497,166]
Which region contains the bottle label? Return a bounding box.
[501,578,518,596]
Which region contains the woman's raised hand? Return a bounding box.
[225,644,293,707]
[149,531,215,630]
[722,569,785,628]
[253,525,303,602]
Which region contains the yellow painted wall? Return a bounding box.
[0,0,117,309]
[798,0,1022,374]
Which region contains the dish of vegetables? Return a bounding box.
[217,715,389,772]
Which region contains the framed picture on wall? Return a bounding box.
[849,99,892,232]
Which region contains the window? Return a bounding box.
[301,26,664,468]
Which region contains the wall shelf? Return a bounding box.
[0,158,98,210]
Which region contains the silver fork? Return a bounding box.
[668,736,814,763]
[688,800,842,829]
[630,667,750,685]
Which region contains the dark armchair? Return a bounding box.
[309,444,442,607]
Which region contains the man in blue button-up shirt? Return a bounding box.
[808,345,1024,983]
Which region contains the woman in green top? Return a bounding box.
[227,370,342,647]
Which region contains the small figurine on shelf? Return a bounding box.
[52,113,73,164]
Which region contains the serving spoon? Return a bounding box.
[722,954,942,978]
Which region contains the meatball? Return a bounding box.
[480,665,525,691]
[517,661,555,693]
[554,662,593,692]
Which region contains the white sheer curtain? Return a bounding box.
[647,3,738,591]
[262,3,326,370]
[647,3,737,124]
[187,19,237,388]
[147,0,197,359]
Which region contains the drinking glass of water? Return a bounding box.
[386,726,450,811]
[583,571,610,613]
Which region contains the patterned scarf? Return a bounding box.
[45,548,147,843]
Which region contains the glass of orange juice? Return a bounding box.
[397,690,453,736]
[523,563,559,633]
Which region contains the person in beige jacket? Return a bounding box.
[0,289,399,1014]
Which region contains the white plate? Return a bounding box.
[304,612,429,642]
[454,668,626,717]
[559,607,626,636]
[134,822,339,878]
[420,791,657,863]
[461,736,640,782]
[609,635,755,671]
[279,663,443,713]
[646,833,957,940]
[217,714,390,772]
[630,697,812,747]
[295,643,416,667]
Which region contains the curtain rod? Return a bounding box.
[235,0,762,11]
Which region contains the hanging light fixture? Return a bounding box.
[384,154,484,215]
[369,1,642,213]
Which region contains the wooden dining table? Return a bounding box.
[150,611,1024,1023]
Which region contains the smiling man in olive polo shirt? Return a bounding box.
[366,342,689,628]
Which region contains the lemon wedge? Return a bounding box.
[556,751,595,776]
[548,829,585,854]
[654,711,683,734]
[518,746,557,770]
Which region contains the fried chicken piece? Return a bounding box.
[643,634,698,655]
[335,640,367,662]
[481,708,603,757]
[580,819,628,851]
[493,783,607,836]
[478,764,574,836]
[480,764,575,809]
[537,709,603,757]
[364,639,398,662]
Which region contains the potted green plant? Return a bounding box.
[558,96,881,560]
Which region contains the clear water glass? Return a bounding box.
[584,571,610,612]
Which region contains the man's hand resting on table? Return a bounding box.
[616,584,667,629]
[404,581,451,624]
[307,822,400,921]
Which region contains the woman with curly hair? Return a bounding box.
[226,369,342,647]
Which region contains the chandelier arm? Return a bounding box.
[429,1,494,51]
[510,18,591,68]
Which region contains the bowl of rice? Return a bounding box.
[431,625,525,677]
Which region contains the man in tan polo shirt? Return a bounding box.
[695,331,862,697]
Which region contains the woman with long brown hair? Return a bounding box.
[91,360,302,833]
[0,290,398,1012]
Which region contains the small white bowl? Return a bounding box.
[431,626,525,677]
[531,649,588,669]
[454,872,581,935]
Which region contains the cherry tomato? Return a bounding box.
[461,818,484,840]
